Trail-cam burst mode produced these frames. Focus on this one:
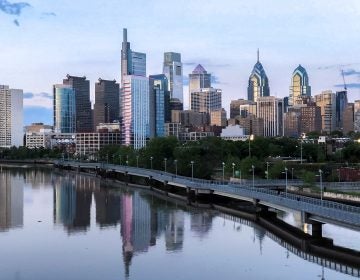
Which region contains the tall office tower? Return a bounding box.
[289,65,311,106]
[283,96,289,113]
[300,102,322,134]
[93,79,120,128]
[256,96,283,137]
[343,103,354,135]
[335,90,348,131]
[0,85,23,148]
[239,102,257,117]
[315,91,336,133]
[354,100,360,132]
[163,52,183,103]
[149,74,170,137]
[247,50,270,102]
[53,84,76,133]
[284,107,301,137]
[63,75,92,133]
[121,75,150,149]
[189,64,211,93]
[190,88,222,113]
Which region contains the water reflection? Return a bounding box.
[0,172,23,231]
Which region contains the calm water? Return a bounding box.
[0,168,359,280]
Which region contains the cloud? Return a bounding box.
[342,69,360,76]
[334,83,360,89]
[23,92,52,109]
[317,63,360,70]
[13,19,19,26]
[0,0,30,16]
[42,12,56,17]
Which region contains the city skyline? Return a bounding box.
[1,0,360,125]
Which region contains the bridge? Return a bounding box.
[55,161,360,233]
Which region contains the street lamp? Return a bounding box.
[251,165,255,188]
[126,160,129,166]
[136,155,139,168]
[119,155,122,165]
[291,168,294,180]
[232,163,235,178]
[150,156,153,169]
[266,162,269,180]
[174,159,178,176]
[319,169,323,201]
[222,162,225,181]
[248,134,254,157]
[300,134,306,164]
[164,158,167,172]
[190,161,194,181]
[284,167,288,195]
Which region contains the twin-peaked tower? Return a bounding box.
[289,64,311,106]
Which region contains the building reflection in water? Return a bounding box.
[95,184,120,228]
[191,211,214,239]
[0,171,23,231]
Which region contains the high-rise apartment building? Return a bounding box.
[210,109,227,127]
[354,100,360,132]
[93,79,120,128]
[343,103,354,135]
[289,65,311,106]
[53,84,76,133]
[163,52,183,103]
[190,88,222,113]
[315,91,336,133]
[63,75,92,133]
[256,96,283,137]
[149,74,170,137]
[300,102,322,134]
[0,85,23,148]
[121,75,150,149]
[248,50,270,102]
[189,64,211,94]
[284,107,301,137]
[335,90,348,131]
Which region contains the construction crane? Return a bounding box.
[341,69,347,91]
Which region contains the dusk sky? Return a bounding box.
[1,0,360,125]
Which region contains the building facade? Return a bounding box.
[189,64,211,94]
[0,85,23,148]
[315,91,336,133]
[190,88,222,113]
[343,103,354,135]
[289,65,311,106]
[256,96,283,137]
[300,103,322,134]
[53,84,76,133]
[354,100,360,132]
[284,107,301,137]
[63,75,92,133]
[210,108,227,127]
[93,79,120,128]
[163,52,183,103]
[121,75,150,149]
[247,51,270,102]
[335,90,348,131]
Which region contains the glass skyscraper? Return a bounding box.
[163,52,183,103]
[121,75,150,149]
[247,51,270,102]
[289,64,311,106]
[53,84,76,133]
[149,74,170,138]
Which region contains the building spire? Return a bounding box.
[257,48,260,62]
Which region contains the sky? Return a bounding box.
[1,0,360,125]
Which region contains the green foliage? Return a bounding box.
[301,170,316,187]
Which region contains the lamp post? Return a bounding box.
[251,165,255,188]
[284,167,288,195]
[119,155,122,165]
[300,139,303,164]
[319,169,323,201]
[222,162,225,181]
[190,161,194,181]
[266,162,269,180]
[174,160,178,176]
[164,158,167,172]
[150,156,153,169]
[248,134,254,157]
[232,163,235,178]
[136,155,139,168]
[291,168,294,180]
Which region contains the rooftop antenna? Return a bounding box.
[257,48,260,62]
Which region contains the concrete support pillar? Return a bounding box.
[312,223,323,238]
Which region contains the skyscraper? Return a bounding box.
[149,74,170,137]
[63,75,92,133]
[0,85,23,148]
[248,50,270,102]
[53,84,76,133]
[354,100,360,132]
[189,64,211,94]
[335,90,348,131]
[163,52,183,103]
[315,91,336,133]
[93,79,120,128]
[256,96,283,137]
[289,65,311,106]
[121,75,150,149]
[190,88,222,113]
[343,103,354,135]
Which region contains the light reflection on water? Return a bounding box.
[0,168,359,280]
